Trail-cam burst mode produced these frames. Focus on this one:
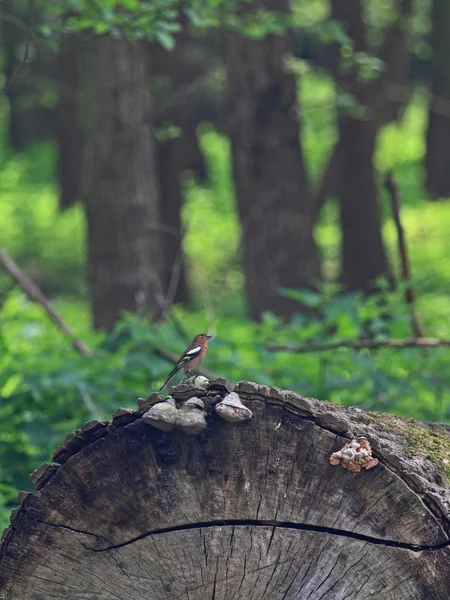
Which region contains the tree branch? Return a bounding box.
[384,172,423,338]
[266,338,450,353]
[3,0,36,94]
[0,247,216,380]
[0,247,92,357]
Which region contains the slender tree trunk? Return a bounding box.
[151,31,222,307]
[1,10,26,151]
[151,35,210,307]
[227,12,321,320]
[57,41,81,210]
[338,118,391,291]
[331,0,391,293]
[372,0,413,125]
[426,0,450,198]
[78,37,163,330]
[156,136,189,306]
[315,0,413,220]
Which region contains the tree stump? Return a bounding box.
[1,381,450,599]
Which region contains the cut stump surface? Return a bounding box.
[1,381,449,599]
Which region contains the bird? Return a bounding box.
[159,333,212,392]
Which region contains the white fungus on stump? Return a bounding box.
[142,398,178,431]
[182,375,209,388]
[142,380,253,435]
[215,392,253,423]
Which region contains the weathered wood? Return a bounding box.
[1,381,449,599]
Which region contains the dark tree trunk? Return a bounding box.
[227,11,321,320]
[78,37,164,331]
[1,3,58,150]
[314,0,413,221]
[372,0,413,125]
[1,11,26,151]
[338,118,391,291]
[150,30,223,307]
[426,0,450,198]
[150,34,214,308]
[156,136,189,306]
[57,40,81,210]
[331,0,391,293]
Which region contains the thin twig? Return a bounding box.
[4,0,36,94]
[153,71,217,120]
[0,11,42,48]
[0,249,214,386]
[160,247,183,323]
[266,338,450,353]
[76,383,103,420]
[384,172,423,337]
[0,247,92,357]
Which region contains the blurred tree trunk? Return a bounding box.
[226,4,321,320]
[315,0,413,220]
[2,7,27,151]
[372,0,413,125]
[425,0,450,198]
[156,135,189,306]
[1,3,58,150]
[151,29,223,307]
[57,40,81,210]
[331,0,391,293]
[78,36,164,331]
[150,32,217,307]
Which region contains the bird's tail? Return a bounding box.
[159,367,179,392]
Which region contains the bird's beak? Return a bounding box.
[205,335,212,340]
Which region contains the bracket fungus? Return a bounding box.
[168,383,208,402]
[330,437,379,472]
[176,397,207,435]
[215,391,253,423]
[182,375,209,388]
[141,381,252,434]
[142,398,178,431]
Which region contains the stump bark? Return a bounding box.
[1,381,450,599]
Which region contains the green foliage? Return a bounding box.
[0,144,85,297]
[40,1,183,44]
[38,0,299,47]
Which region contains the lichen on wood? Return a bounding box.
[330,437,379,472]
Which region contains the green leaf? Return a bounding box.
[155,30,175,50]
[278,288,322,308]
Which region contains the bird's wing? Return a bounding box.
[159,342,202,392]
[176,344,202,368]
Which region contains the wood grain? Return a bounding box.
[1,381,449,599]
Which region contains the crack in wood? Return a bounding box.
[33,516,450,554]
[245,392,450,534]
[3,383,450,599]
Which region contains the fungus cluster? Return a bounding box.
[330,437,379,472]
[141,377,253,436]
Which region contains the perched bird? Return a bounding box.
[159,333,212,392]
